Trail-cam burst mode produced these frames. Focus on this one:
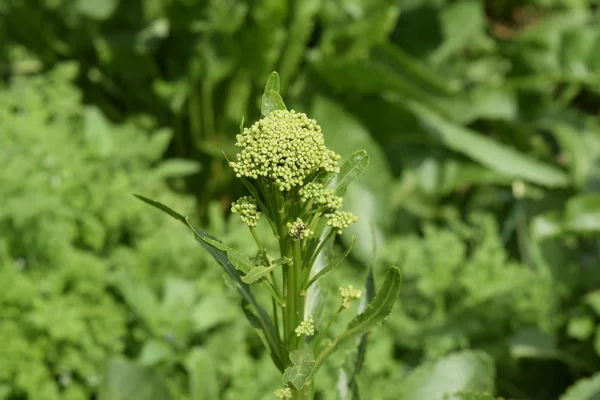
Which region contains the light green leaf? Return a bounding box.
[76,0,119,20]
[406,100,569,188]
[261,72,287,117]
[153,159,201,178]
[306,236,356,289]
[184,348,218,400]
[564,194,600,233]
[560,372,600,400]
[241,257,290,284]
[283,348,316,390]
[98,358,173,400]
[332,151,370,197]
[445,392,499,400]
[191,294,237,333]
[313,267,401,374]
[398,351,495,400]
[138,340,174,367]
[84,106,113,157]
[585,290,600,315]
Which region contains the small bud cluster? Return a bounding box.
[274,388,292,399]
[229,110,341,191]
[299,182,343,210]
[326,210,358,235]
[231,196,261,227]
[340,285,362,309]
[295,315,315,337]
[287,218,314,240]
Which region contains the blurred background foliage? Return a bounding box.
[2,0,600,399]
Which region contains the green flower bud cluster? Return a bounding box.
[274,387,292,399]
[326,210,358,235]
[231,196,261,227]
[295,315,315,337]
[287,217,314,240]
[340,285,362,309]
[229,110,341,191]
[299,182,343,210]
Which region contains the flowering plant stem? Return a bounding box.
[135,72,401,400]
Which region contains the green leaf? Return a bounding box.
[585,290,600,316]
[405,101,570,188]
[184,348,218,400]
[509,328,559,360]
[283,348,316,390]
[261,72,287,117]
[313,267,401,374]
[445,392,499,400]
[137,340,174,367]
[152,159,201,178]
[98,358,173,400]
[332,151,370,197]
[564,194,600,233]
[242,257,291,284]
[133,194,284,371]
[76,0,119,20]
[199,236,254,273]
[560,372,600,400]
[306,236,356,289]
[338,265,376,400]
[398,351,495,400]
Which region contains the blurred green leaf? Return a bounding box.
[138,340,174,367]
[98,358,173,400]
[560,372,600,400]
[564,194,600,233]
[509,328,559,359]
[398,351,495,400]
[76,0,119,20]
[184,348,219,400]
[406,101,570,188]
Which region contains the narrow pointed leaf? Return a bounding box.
[134,194,284,371]
[332,151,370,197]
[306,236,356,289]
[283,348,316,390]
[242,257,291,284]
[313,267,401,375]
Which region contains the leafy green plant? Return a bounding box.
[136,73,402,399]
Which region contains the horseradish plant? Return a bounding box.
[136,73,401,399]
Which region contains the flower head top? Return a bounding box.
[340,285,362,308]
[229,110,341,191]
[295,315,315,337]
[231,196,261,227]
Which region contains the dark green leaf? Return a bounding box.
[306,236,356,289]
[283,348,316,390]
[313,267,401,374]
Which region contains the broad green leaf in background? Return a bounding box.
[398,351,495,400]
[283,348,316,390]
[313,267,401,375]
[98,358,173,400]
[184,348,219,400]
[138,340,174,367]
[405,100,570,188]
[509,328,559,360]
[152,159,202,178]
[560,372,600,400]
[84,106,113,157]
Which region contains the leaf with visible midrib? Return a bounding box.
[332,151,370,197]
[242,257,291,284]
[283,348,316,390]
[313,266,401,375]
[261,72,287,117]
